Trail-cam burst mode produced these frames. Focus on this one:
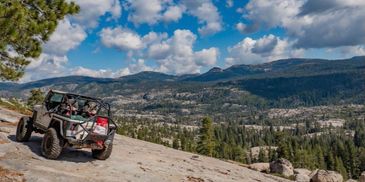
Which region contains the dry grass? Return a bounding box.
[0,100,32,116]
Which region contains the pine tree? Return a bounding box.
[0,0,79,80]
[172,138,180,149]
[27,89,44,107]
[197,117,214,157]
[335,157,348,180]
[258,148,268,162]
[276,132,290,159]
[326,152,335,170]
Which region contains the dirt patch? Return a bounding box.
[0,166,25,182]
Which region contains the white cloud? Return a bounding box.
[327,45,365,57]
[72,67,115,78]
[125,0,185,25]
[71,0,122,28]
[148,43,171,60]
[100,27,143,51]
[22,1,123,82]
[126,59,153,73]
[98,28,220,75]
[141,32,168,47]
[22,54,69,82]
[239,0,365,49]
[294,8,365,48]
[147,29,219,74]
[194,48,219,66]
[71,59,152,78]
[22,18,87,82]
[125,0,164,25]
[123,0,222,35]
[225,34,303,66]
[182,0,223,36]
[162,5,184,22]
[43,19,87,56]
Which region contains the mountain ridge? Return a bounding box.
[3,56,364,86]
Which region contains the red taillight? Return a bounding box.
[96,117,108,127]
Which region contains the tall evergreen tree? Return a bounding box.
[197,117,214,157]
[335,157,348,180]
[0,0,79,80]
[27,88,44,107]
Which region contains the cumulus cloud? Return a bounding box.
[71,59,152,78]
[225,34,303,66]
[125,0,165,25]
[72,67,116,78]
[22,1,123,82]
[22,18,87,82]
[98,27,219,75]
[194,48,219,66]
[124,0,185,25]
[71,0,122,28]
[43,19,87,56]
[162,5,184,22]
[237,0,365,49]
[123,0,222,35]
[100,27,143,51]
[150,29,219,74]
[294,8,365,48]
[182,0,223,36]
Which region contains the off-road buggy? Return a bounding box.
[16,90,117,160]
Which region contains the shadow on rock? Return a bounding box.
[8,134,96,163]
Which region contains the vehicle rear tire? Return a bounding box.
[41,128,63,159]
[16,116,33,142]
[92,141,113,160]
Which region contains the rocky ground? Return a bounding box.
[0,107,290,182]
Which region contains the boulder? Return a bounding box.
[269,158,294,177]
[294,168,312,182]
[249,163,270,173]
[360,171,365,182]
[295,174,310,182]
[311,170,343,182]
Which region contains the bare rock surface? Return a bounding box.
[311,170,343,182]
[294,168,312,182]
[0,107,290,182]
[249,163,270,173]
[0,107,24,123]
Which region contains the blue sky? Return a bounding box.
[22,0,365,82]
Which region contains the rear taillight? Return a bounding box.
[94,116,108,135]
[96,117,108,127]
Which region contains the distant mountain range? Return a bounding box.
[2,56,364,89]
[1,56,364,122]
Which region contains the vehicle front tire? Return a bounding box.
[16,116,33,142]
[41,128,63,159]
[92,141,113,160]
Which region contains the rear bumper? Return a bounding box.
[65,129,116,149]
